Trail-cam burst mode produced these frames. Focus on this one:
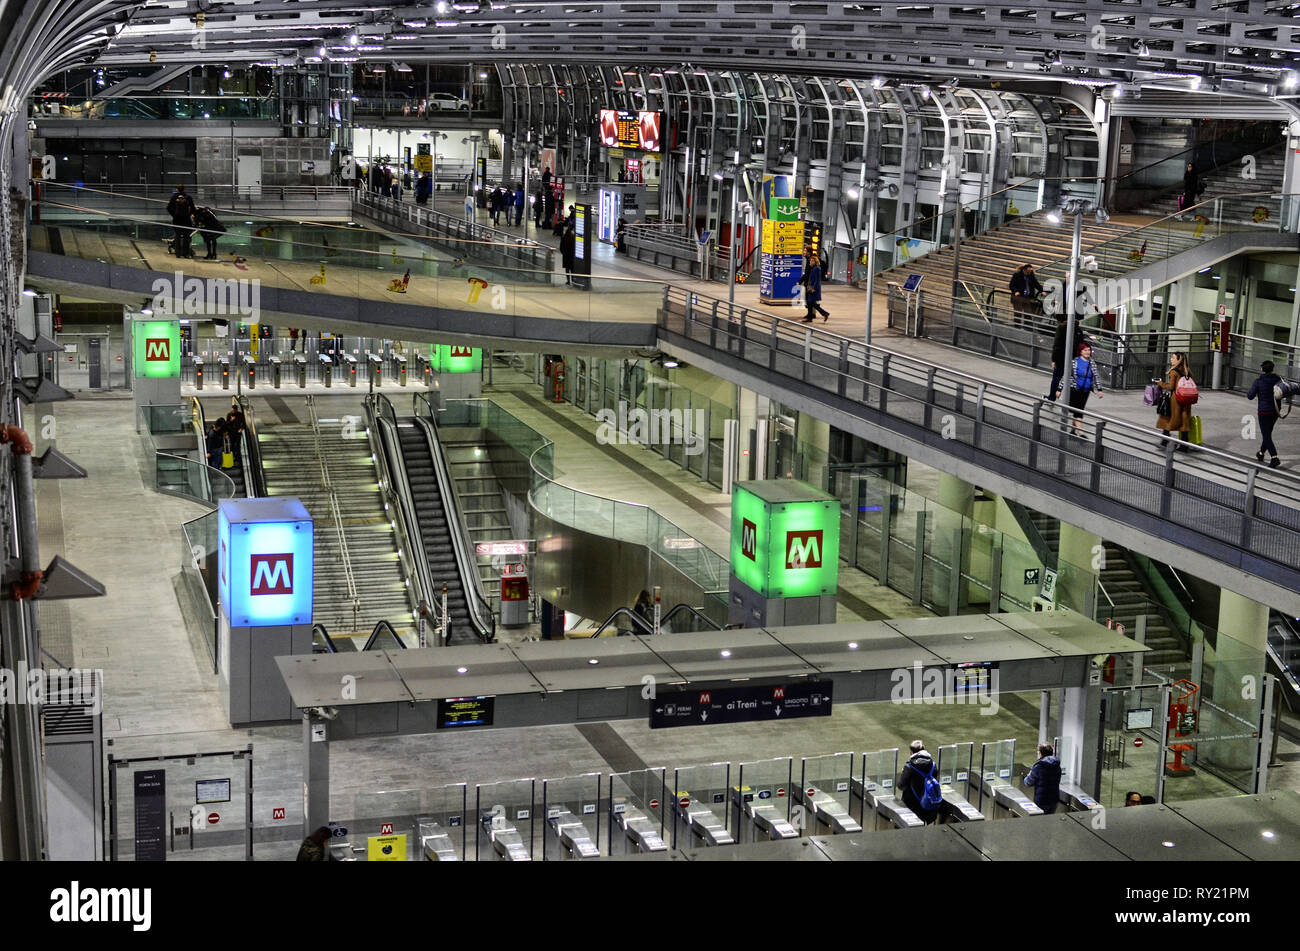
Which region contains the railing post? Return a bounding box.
[923,367,937,429]
[1090,420,1106,492]
[973,383,986,447]
[769,319,779,372]
[912,509,928,606]
[879,353,891,412]
[838,340,849,398]
[1240,467,1257,549]
[1159,441,1177,520]
[1028,400,1042,469]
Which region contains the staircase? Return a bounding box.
[877,211,1150,316]
[259,414,413,641]
[443,439,514,617]
[394,421,480,643]
[1127,146,1287,219]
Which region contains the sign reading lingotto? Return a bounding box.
[650,681,833,729]
[730,481,840,598]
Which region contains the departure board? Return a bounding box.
[437,696,495,729]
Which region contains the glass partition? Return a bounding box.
[1098,683,1168,810]
[669,762,732,849]
[733,757,794,844]
[797,752,855,836]
[977,738,1017,811]
[856,747,900,828]
[541,773,602,860]
[936,741,976,804]
[607,767,668,856]
[417,783,469,861]
[342,788,422,861]
[474,779,536,862]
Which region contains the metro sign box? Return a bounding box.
[730,481,840,599]
[132,319,181,379]
[217,498,313,627]
[430,344,482,374]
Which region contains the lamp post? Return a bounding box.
[1051,197,1108,404]
[714,162,742,305]
[854,178,895,348]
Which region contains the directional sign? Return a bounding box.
[650,680,833,729]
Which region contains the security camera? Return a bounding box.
[307,705,339,720]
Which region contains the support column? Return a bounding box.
[1061,684,1103,796]
[1057,522,1101,618]
[303,714,331,836]
[1204,590,1269,771]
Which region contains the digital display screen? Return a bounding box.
[437,696,495,729]
[952,661,998,692]
[196,779,231,804]
[1125,707,1154,730]
[598,109,661,152]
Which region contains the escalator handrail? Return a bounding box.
[236,394,267,498]
[659,603,722,632]
[366,399,441,638]
[312,623,339,653]
[415,414,497,643]
[589,607,655,638]
[362,619,408,651]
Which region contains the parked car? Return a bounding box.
[427,93,470,111]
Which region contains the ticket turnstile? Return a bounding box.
[1051,735,1100,813]
[295,355,307,387]
[483,821,530,861]
[219,355,230,389]
[793,785,862,834]
[269,355,282,389]
[672,792,734,846]
[344,353,358,387]
[975,738,1043,818]
[731,786,798,840]
[852,748,925,829]
[419,821,460,861]
[368,353,383,388]
[243,354,255,389]
[614,805,667,853]
[394,354,408,386]
[194,356,205,390]
[547,807,599,859]
[936,742,985,822]
[319,354,332,387]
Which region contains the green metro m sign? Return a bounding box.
[731,481,839,598]
[429,344,482,374]
[133,319,181,379]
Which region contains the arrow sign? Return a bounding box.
[649,680,834,729]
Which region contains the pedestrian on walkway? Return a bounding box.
[1156,352,1193,447]
[1047,313,1068,401]
[801,255,829,323]
[1247,360,1283,468]
[1178,161,1200,214]
[1009,263,1043,325]
[560,220,576,285]
[1023,743,1063,814]
[1066,342,1102,436]
[166,184,196,259]
[513,183,525,227]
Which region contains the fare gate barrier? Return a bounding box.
[852,748,924,829]
[936,742,984,821]
[194,356,204,390]
[975,739,1043,818]
[368,353,383,389]
[475,778,535,861]
[269,356,282,389]
[344,353,359,387]
[670,762,734,847]
[542,773,602,860]
[1052,735,1100,814]
[418,784,470,861]
[732,757,798,842]
[607,768,669,855]
[796,752,860,834]
[394,353,408,386]
[243,354,255,389]
[106,745,253,861]
[295,355,307,387]
[319,354,333,387]
[219,356,230,390]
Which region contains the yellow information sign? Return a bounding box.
[414,154,433,174]
[367,833,407,862]
[761,219,805,255]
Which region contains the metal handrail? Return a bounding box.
[306,395,360,631]
[362,620,408,651]
[236,395,266,498]
[660,603,723,633]
[589,607,654,638]
[662,286,1300,602]
[367,394,444,643]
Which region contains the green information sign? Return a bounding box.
[730,481,840,599]
[429,344,483,374]
[768,196,801,221]
[132,319,181,379]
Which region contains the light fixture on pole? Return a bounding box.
[715,162,744,305]
[1051,196,1103,405]
[861,178,898,347]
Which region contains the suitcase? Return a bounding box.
[1188,415,1203,446]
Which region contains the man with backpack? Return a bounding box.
[1023,742,1063,814]
[897,739,943,824]
[1247,360,1285,468]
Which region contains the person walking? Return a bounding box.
[1023,743,1063,814]
[533,186,546,228]
[560,220,576,285]
[1047,313,1068,401]
[1155,351,1193,447]
[632,589,654,631]
[1065,342,1102,436]
[1008,263,1043,325]
[1179,161,1200,214]
[802,254,830,323]
[513,184,525,227]
[1247,360,1283,467]
[897,740,942,825]
[166,184,196,258]
[192,205,225,260]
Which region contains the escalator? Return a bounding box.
[588,603,722,637]
[374,404,495,644]
[1267,612,1300,715]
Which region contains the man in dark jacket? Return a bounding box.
[802,256,830,322]
[1180,161,1200,214]
[560,221,576,285]
[1247,360,1284,467]
[192,206,225,260]
[167,184,196,258]
[1047,314,1068,400]
[1023,742,1063,813]
[897,740,940,824]
[1009,263,1043,325]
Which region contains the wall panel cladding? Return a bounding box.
[195,136,330,186]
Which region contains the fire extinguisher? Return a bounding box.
[552,361,566,402]
[53,309,62,333]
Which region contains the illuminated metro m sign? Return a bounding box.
[218,498,313,627]
[132,319,181,378]
[730,481,839,598]
[429,344,483,374]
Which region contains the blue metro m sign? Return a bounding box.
[218,498,313,627]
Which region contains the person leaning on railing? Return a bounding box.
[1008,264,1044,327]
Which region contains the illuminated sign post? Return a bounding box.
[216,497,315,725]
[759,197,805,306]
[598,109,662,152]
[132,319,181,378]
[729,481,839,627]
[429,344,482,374]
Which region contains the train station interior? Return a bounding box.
[0,0,1298,886]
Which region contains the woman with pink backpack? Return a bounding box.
[1155,352,1196,448]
